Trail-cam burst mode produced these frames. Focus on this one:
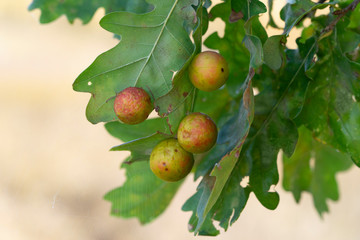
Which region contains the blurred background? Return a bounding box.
[1,0,359,239]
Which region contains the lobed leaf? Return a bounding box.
[205,1,266,97]
[105,117,170,142]
[283,126,353,215]
[183,71,255,235]
[280,0,337,36]
[295,25,360,167]
[110,132,171,163]
[263,35,284,70]
[104,160,183,224]
[154,1,209,134]
[231,0,267,21]
[348,3,360,34]
[73,0,198,124]
[29,0,153,24]
[243,35,263,69]
[182,185,219,236]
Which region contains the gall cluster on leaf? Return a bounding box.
[149,51,228,182]
[114,51,227,182]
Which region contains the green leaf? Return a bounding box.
[202,74,254,218]
[336,17,360,53]
[348,3,360,34]
[73,0,197,124]
[210,166,251,230]
[273,37,315,120]
[231,0,267,21]
[255,39,314,121]
[296,37,317,72]
[183,71,254,235]
[205,2,249,97]
[193,88,232,122]
[110,133,171,163]
[181,185,219,236]
[247,113,295,210]
[267,0,281,29]
[263,35,284,70]
[155,1,208,134]
[104,160,183,224]
[105,117,170,142]
[243,16,266,69]
[29,0,153,24]
[280,0,337,36]
[296,31,360,167]
[243,35,263,69]
[283,126,352,215]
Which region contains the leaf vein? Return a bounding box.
[133,0,180,86]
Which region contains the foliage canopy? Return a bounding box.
[30,0,360,236]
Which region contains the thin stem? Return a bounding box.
[321,0,360,35]
[247,0,360,141]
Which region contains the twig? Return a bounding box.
[321,0,360,35]
[296,0,329,26]
[249,0,359,141]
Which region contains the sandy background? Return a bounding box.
[1,0,359,239]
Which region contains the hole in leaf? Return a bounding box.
[313,54,318,64]
[240,176,249,188]
[147,110,158,119]
[309,157,315,171]
[88,81,92,86]
[253,87,260,96]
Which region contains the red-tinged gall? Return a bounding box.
[114,87,153,125]
[177,112,217,154]
[188,51,229,92]
[150,138,194,182]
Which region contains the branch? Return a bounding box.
[249,0,359,142]
[296,0,329,26]
[321,0,360,34]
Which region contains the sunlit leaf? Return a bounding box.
[73,0,198,123]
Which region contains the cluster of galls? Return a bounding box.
[114,51,229,182]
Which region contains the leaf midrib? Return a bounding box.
[134,0,180,87]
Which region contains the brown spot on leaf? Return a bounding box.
[229,10,244,23]
[167,104,173,113]
[165,168,168,171]
[166,117,174,135]
[221,68,224,72]
[183,92,188,97]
